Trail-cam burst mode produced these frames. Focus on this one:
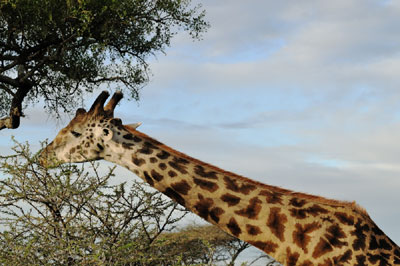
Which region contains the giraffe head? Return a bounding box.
[39,91,138,167]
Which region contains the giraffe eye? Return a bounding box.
[71,131,82,137]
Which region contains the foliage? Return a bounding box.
[0,140,252,265]
[158,224,250,265]
[0,0,209,129]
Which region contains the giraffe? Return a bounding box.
[40,91,400,266]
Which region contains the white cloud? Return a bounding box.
[154,0,400,95]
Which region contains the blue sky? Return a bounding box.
[1,0,400,258]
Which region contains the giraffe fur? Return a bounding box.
[40,91,400,266]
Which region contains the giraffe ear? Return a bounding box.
[126,122,142,129]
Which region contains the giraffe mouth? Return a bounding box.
[39,150,100,168]
[39,147,60,168]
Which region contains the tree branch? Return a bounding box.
[0,60,19,73]
[86,75,132,86]
[0,75,18,87]
[0,82,31,130]
[0,84,15,96]
[0,54,19,61]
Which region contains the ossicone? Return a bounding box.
[88,91,124,117]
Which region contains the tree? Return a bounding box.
[159,224,251,265]
[0,140,255,265]
[0,0,208,130]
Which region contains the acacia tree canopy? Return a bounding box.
[0,0,208,130]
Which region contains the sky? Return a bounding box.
[1,0,400,262]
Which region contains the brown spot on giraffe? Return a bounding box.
[234,197,262,219]
[175,157,189,164]
[355,255,367,266]
[312,224,348,260]
[313,238,333,259]
[168,170,177,178]
[334,211,355,226]
[163,188,186,207]
[194,195,213,220]
[246,224,262,236]
[224,176,256,195]
[151,169,164,182]
[171,180,191,195]
[367,253,391,266]
[318,252,353,266]
[372,225,385,236]
[149,157,158,163]
[193,177,219,192]
[259,190,283,204]
[248,240,278,254]
[332,250,353,265]
[394,255,400,265]
[369,236,393,251]
[290,204,329,219]
[300,260,313,266]
[143,171,154,186]
[210,207,224,223]
[321,216,335,223]
[266,207,287,241]
[156,150,170,159]
[138,141,157,155]
[325,224,347,248]
[307,204,329,216]
[369,235,379,250]
[194,165,218,179]
[132,157,145,167]
[290,198,307,207]
[158,162,167,170]
[379,238,393,251]
[286,247,300,266]
[133,136,142,142]
[193,194,224,223]
[226,217,241,237]
[351,219,370,251]
[122,133,134,140]
[395,248,400,258]
[168,157,189,174]
[221,193,241,206]
[122,142,134,149]
[293,222,321,253]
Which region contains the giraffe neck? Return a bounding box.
[105,125,400,265]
